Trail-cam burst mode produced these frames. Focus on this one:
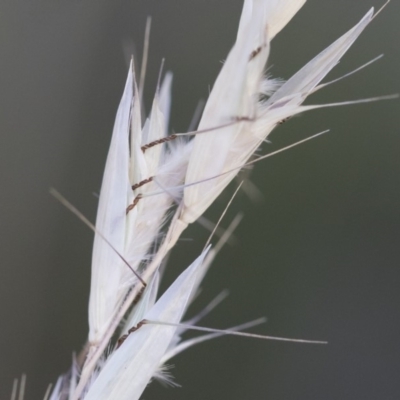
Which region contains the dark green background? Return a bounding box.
[0,1,399,399]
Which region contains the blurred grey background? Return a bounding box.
[0,0,399,399]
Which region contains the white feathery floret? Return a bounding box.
[88,66,133,344]
[88,63,189,347]
[166,4,377,250]
[83,251,208,400]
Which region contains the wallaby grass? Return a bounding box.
[1,1,400,399]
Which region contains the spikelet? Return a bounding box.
[165,4,378,252]
[88,64,189,347]
[83,251,209,400]
[45,1,394,399]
